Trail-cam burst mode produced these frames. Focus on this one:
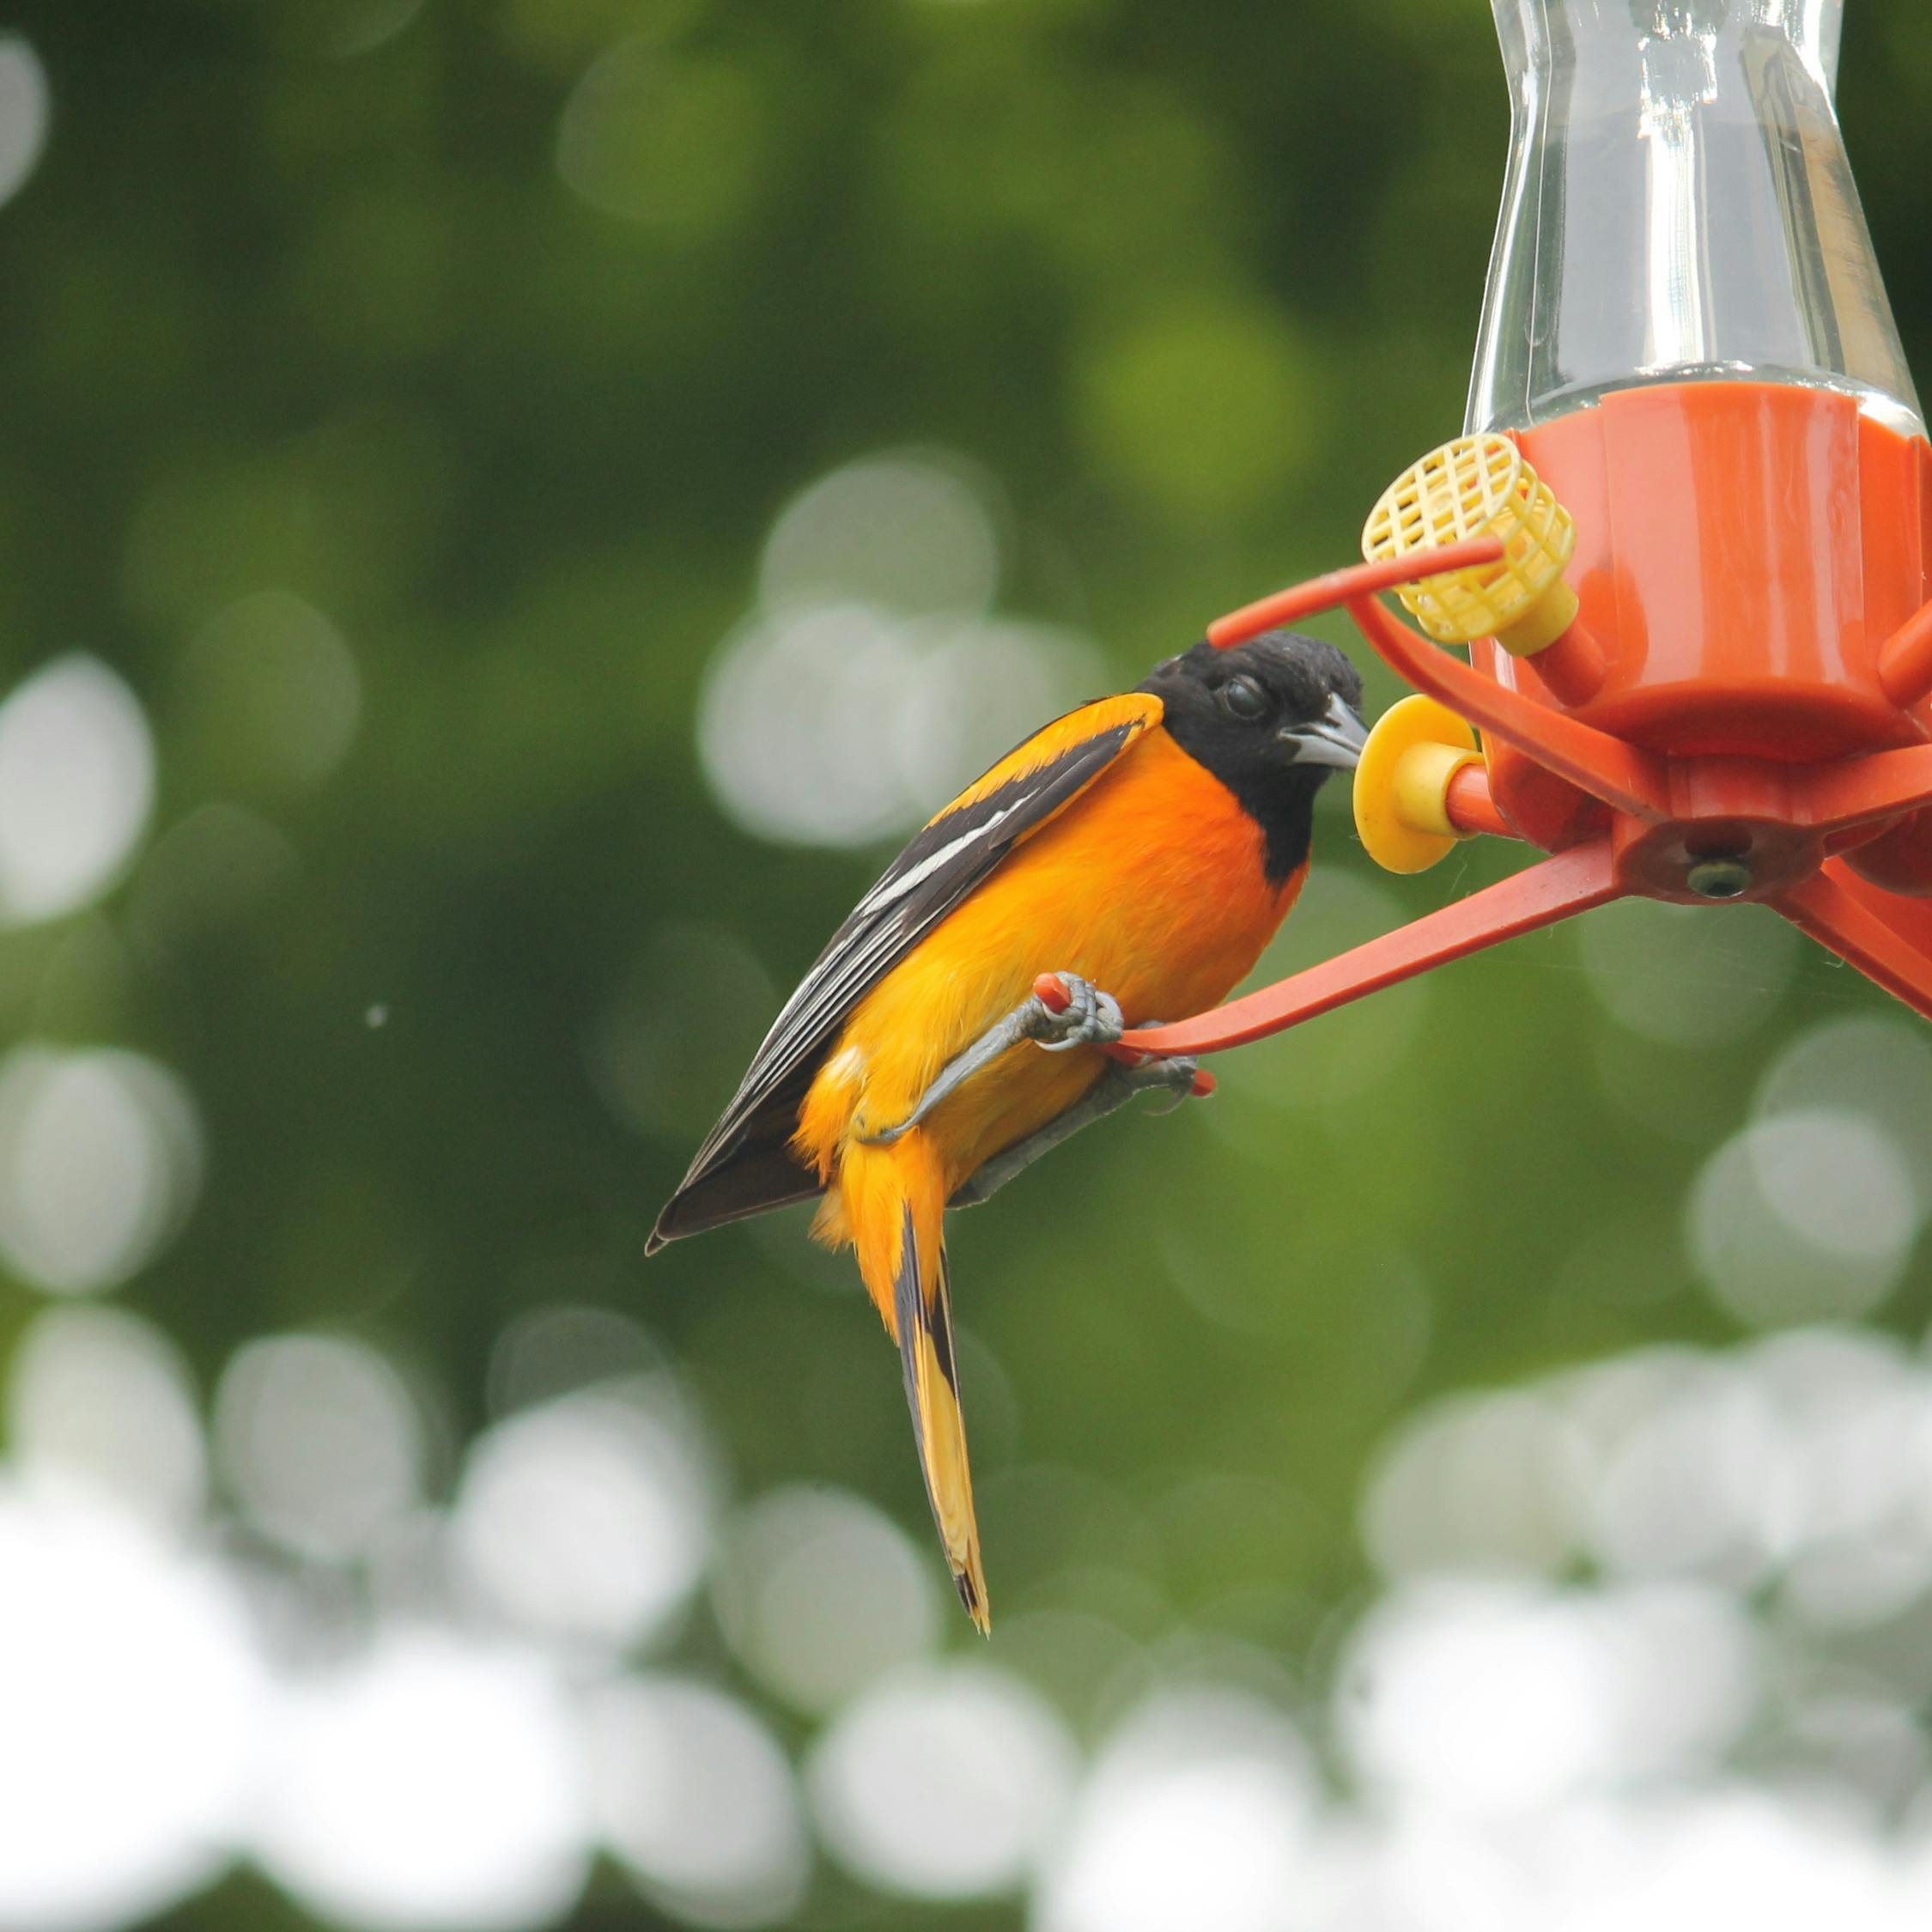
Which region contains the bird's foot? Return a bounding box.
[1103,1042,1209,1115]
[1026,971,1125,1051]
[861,971,1127,1146]
[947,1028,1212,1207]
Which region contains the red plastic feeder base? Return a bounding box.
[1118,383,1932,1063]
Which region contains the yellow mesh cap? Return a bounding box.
[1361,434,1577,652]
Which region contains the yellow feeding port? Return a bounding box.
[1353,694,1483,875]
[1362,434,1579,658]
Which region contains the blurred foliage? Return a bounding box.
[2,1,1930,1928]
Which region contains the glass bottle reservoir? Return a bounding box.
[1467,0,1923,437]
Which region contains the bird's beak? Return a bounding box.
[1281,694,1369,770]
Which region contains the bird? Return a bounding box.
[650,630,1366,1629]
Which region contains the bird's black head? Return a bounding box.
[1139,630,1367,885]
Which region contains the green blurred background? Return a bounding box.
[3,3,1932,1929]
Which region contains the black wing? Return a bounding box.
[648,694,1162,1249]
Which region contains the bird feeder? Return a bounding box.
[1118,0,1932,1071]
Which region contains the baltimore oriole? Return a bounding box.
[651,630,1365,1628]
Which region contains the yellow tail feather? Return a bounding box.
[843,1138,990,1632]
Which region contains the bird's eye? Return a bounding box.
[1218,676,1267,720]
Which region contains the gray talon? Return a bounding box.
[1131,1054,1204,1113]
[1096,1031,1201,1112]
[1141,1053,1201,1086]
[1032,973,1125,1052]
[948,1029,1208,1208]
[861,971,1132,1148]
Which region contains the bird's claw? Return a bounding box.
[1024,972,1125,1052]
[860,971,1132,1146]
[943,1023,1211,1207]
[1105,1034,1209,1115]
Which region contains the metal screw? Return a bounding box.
[1686,855,1753,899]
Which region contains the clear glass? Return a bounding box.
[1467,0,1924,437]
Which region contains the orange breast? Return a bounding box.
[795,727,1305,1206]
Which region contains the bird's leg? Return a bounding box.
[947,1047,1206,1207]
[861,973,1125,1147]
